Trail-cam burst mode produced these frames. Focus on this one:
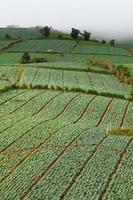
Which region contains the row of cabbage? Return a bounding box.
[18,67,131,98]
[1,52,133,65]
[0,125,132,200]
[0,65,131,98]
[0,89,132,199]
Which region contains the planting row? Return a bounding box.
[0,127,132,200]
[5,39,77,53]
[1,53,133,65]
[73,42,131,56]
[17,67,131,99]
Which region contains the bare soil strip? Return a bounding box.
[98,137,133,200]
[0,90,44,119]
[32,91,62,116]
[0,124,68,185]
[59,135,108,200]
[73,96,96,123]
[20,128,89,200]
[31,68,39,84]
[0,90,28,107]
[96,98,113,127]
[52,94,79,120]
[120,101,131,128]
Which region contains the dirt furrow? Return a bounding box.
[32,91,62,116]
[96,98,113,127]
[0,124,68,185]
[20,128,88,200]
[52,94,79,120]
[0,94,79,153]
[0,91,44,119]
[31,68,39,84]
[120,101,131,128]
[73,96,96,123]
[59,134,108,200]
[98,137,133,200]
[0,90,28,107]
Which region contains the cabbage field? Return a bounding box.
[6,39,77,53]
[0,31,133,200]
[73,42,131,56]
[0,27,42,39]
[1,52,133,65]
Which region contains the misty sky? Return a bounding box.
[0,0,133,40]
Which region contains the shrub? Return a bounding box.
[5,34,11,40]
[20,52,31,64]
[31,57,48,63]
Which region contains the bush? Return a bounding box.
[58,34,63,39]
[5,34,11,40]
[31,57,48,63]
[20,52,31,64]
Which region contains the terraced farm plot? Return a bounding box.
[0,35,133,200]
[0,53,22,64]
[1,52,133,65]
[6,39,77,53]
[27,61,89,71]
[0,28,41,39]
[73,42,131,56]
[0,89,132,200]
[0,65,131,98]
[17,67,131,99]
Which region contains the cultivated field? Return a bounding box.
[0,28,133,200]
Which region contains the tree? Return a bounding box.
[110,39,115,46]
[20,52,31,64]
[39,26,52,38]
[71,28,80,39]
[5,34,11,40]
[83,31,91,41]
[58,34,63,39]
[102,40,106,44]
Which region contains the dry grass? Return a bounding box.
[17,66,25,83]
[108,128,133,136]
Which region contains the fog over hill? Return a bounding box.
[0,0,133,41]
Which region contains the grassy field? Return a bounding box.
[0,30,133,200]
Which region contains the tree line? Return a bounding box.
[39,26,115,45]
[2,26,116,46]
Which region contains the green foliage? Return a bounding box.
[39,26,52,38]
[31,57,48,63]
[71,28,80,39]
[102,40,106,44]
[20,52,31,63]
[5,34,11,40]
[110,39,116,46]
[83,31,91,41]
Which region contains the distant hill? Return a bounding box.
[118,40,133,49]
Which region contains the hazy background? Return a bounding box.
[0,0,133,40]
